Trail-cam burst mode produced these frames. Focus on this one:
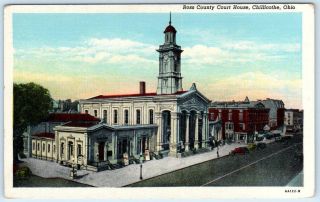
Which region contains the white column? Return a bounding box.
[202,112,208,148]
[185,113,190,151]
[133,130,137,156]
[112,132,117,160]
[201,113,206,148]
[84,133,88,165]
[194,112,199,149]
[155,112,162,152]
[169,112,179,156]
[176,114,180,148]
[55,131,59,162]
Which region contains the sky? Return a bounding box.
[13,13,302,109]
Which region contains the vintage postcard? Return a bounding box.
[4,3,315,199]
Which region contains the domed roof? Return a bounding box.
[164,24,177,33]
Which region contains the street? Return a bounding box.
[128,134,303,187]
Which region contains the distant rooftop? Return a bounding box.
[45,113,100,122]
[32,132,55,139]
[89,91,187,100]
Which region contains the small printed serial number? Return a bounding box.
[285,189,300,193]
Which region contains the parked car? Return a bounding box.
[274,133,282,141]
[256,142,267,150]
[255,135,264,142]
[280,135,293,141]
[264,133,273,140]
[231,147,249,155]
[247,143,257,151]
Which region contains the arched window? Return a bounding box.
[94,110,98,117]
[124,110,129,124]
[136,109,141,124]
[42,143,45,152]
[149,109,154,124]
[85,110,88,114]
[103,110,107,123]
[114,110,118,124]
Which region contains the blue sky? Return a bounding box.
[13,12,302,109]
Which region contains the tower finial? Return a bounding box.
[169,12,171,25]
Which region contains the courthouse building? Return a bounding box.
[51,18,211,169]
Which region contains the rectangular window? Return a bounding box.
[210,112,214,120]
[42,143,45,152]
[136,109,141,124]
[37,143,40,151]
[48,144,50,153]
[149,109,154,124]
[94,110,98,117]
[61,143,64,154]
[77,144,82,155]
[113,110,118,124]
[239,123,245,130]
[239,110,243,121]
[32,142,35,150]
[103,110,107,123]
[228,112,232,121]
[124,110,129,124]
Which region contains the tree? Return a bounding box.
[13,82,53,162]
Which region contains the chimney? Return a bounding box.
[139,81,146,94]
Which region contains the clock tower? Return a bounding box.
[156,13,183,95]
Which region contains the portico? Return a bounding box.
[154,84,211,157]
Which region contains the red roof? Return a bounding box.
[164,25,177,33]
[46,113,100,122]
[63,122,98,128]
[90,91,187,99]
[32,132,55,139]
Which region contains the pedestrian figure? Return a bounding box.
[217,147,219,158]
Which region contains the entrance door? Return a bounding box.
[98,142,105,161]
[142,137,147,153]
[68,141,73,160]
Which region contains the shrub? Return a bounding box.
[15,166,31,178]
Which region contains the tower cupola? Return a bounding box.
[156,13,183,95]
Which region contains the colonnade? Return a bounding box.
[156,110,209,156]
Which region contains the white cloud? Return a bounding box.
[181,40,300,67]
[204,71,302,109]
[14,37,158,67]
[223,41,301,52]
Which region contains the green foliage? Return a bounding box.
[15,166,31,178]
[13,82,52,161]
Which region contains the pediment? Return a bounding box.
[178,92,209,112]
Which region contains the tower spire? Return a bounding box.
[169,12,171,25]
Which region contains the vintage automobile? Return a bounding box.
[247,143,257,151]
[256,142,267,150]
[230,147,249,155]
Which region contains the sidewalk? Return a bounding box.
[286,170,303,186]
[23,140,274,187]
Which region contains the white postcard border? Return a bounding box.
[3,3,315,199]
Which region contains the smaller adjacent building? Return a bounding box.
[31,132,55,160]
[252,98,285,130]
[209,97,270,143]
[285,109,303,132]
[24,113,100,158]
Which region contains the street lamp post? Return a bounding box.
[140,153,143,180]
[106,142,109,162]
